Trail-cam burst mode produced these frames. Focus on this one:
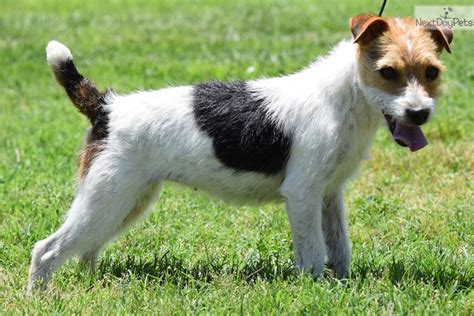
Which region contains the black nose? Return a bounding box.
[406,108,430,125]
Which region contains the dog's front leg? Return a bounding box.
[322,188,351,278]
[284,193,326,277]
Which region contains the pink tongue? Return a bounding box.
[394,122,428,152]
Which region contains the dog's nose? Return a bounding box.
[406,108,430,125]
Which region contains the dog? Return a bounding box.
[28,14,453,291]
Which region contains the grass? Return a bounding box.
[1,0,473,313]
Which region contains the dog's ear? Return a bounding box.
[350,14,389,44]
[424,25,453,54]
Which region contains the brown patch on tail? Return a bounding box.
[50,58,110,125]
[49,54,114,180]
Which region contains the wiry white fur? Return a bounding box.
[29,40,393,291]
[46,40,73,68]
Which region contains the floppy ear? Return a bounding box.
[350,14,389,44]
[425,26,453,54]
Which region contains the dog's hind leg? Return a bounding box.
[322,188,351,278]
[115,181,163,233]
[78,181,163,270]
[28,152,159,292]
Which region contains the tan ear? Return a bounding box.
[425,25,453,54]
[350,14,389,44]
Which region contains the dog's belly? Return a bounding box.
[165,159,284,205]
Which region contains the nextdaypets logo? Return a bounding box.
[441,7,453,20]
[415,5,474,30]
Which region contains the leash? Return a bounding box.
[378,0,388,16]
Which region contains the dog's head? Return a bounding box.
[350,14,453,151]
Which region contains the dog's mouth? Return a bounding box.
[384,114,428,152]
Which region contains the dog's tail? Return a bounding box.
[46,41,111,125]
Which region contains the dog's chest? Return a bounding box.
[324,106,379,188]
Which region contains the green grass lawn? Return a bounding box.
[1,0,473,313]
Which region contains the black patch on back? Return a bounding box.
[192,81,291,175]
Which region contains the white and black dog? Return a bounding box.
[28,14,452,291]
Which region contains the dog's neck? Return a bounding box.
[306,40,382,126]
[254,39,383,136]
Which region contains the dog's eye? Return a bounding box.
[425,66,439,81]
[379,67,399,80]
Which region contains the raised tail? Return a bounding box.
[46,41,110,127]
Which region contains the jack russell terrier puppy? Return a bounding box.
[28,14,452,291]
